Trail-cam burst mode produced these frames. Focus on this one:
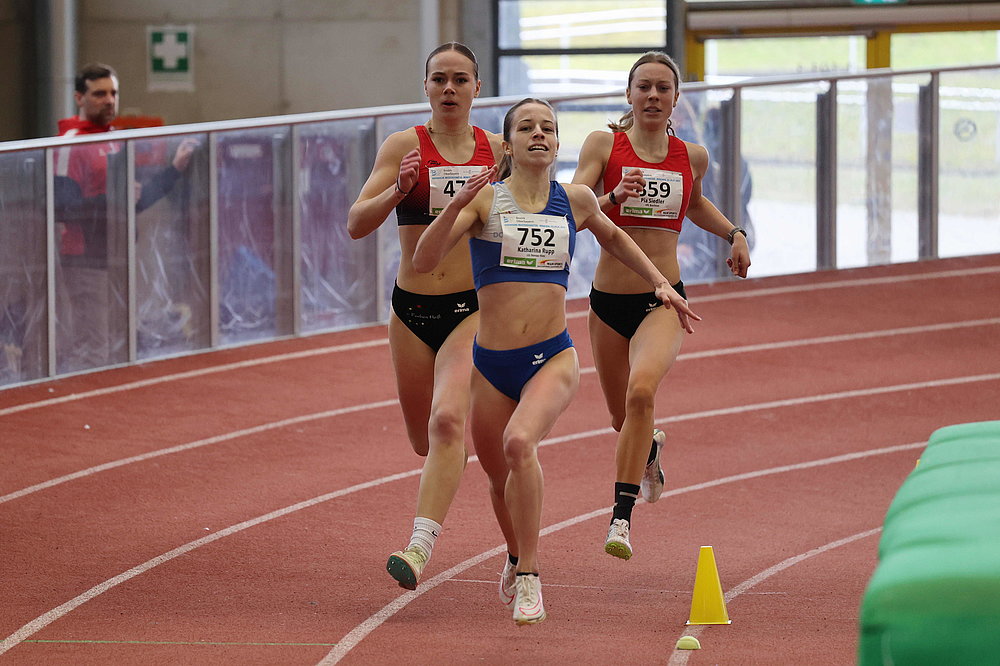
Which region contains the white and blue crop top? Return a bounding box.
[469,181,577,290]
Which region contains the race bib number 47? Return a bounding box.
[429,166,486,214]
[621,167,684,219]
[499,213,570,271]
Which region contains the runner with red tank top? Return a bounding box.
[602,132,693,233]
[347,43,504,592]
[396,125,496,227]
[573,52,750,561]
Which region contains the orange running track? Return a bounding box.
[2,254,999,665]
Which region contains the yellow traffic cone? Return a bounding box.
[686,545,732,625]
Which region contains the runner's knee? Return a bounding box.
[624,382,656,419]
[427,405,466,447]
[502,428,536,471]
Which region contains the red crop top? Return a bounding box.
[395,125,496,226]
[602,132,694,233]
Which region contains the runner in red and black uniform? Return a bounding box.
[573,52,751,561]
[347,43,503,591]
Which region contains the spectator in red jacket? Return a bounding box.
[54,63,197,372]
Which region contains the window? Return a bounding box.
[705,35,867,83]
[496,0,671,96]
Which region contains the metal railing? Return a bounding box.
[1,63,998,388]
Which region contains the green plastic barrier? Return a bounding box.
[858,421,1000,665]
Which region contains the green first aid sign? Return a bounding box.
[147,25,195,91]
[151,29,190,73]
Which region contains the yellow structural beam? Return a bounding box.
[867,30,892,69]
[686,33,705,82]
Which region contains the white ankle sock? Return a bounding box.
[408,517,442,559]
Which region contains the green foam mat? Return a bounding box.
[858,421,1000,665]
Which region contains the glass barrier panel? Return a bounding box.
[673,88,742,283]
[888,75,924,265]
[939,68,1000,258]
[836,75,923,268]
[372,112,430,319]
[836,78,868,268]
[216,127,292,345]
[743,82,820,276]
[52,137,129,373]
[296,118,380,333]
[134,133,212,359]
[2,64,997,390]
[0,150,47,386]
[470,105,506,136]
[550,96,622,298]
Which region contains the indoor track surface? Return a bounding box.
[2,254,999,665]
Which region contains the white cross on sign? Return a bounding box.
[151,30,189,73]
[153,33,187,71]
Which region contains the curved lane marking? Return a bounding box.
[0,339,389,417]
[691,265,1000,303]
[0,400,399,504]
[317,450,913,665]
[666,528,882,666]
[3,264,995,417]
[0,438,927,657]
[3,320,997,504]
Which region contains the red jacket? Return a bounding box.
[54,117,180,265]
[55,117,120,259]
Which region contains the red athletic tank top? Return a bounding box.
[602,132,693,233]
[396,125,495,226]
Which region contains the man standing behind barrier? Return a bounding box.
[54,63,196,372]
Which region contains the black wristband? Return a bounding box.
[727,226,747,245]
[395,179,416,196]
[608,191,619,206]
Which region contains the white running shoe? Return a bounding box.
[386,546,428,590]
[640,428,667,503]
[499,557,517,608]
[605,518,633,560]
[512,574,546,625]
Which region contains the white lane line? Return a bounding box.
[317,446,917,665]
[691,265,1000,302]
[679,318,1000,360]
[0,339,389,418]
[0,466,425,657]
[4,264,995,416]
[0,422,925,657]
[535,372,1000,449]
[563,265,1000,317]
[4,319,997,504]
[0,400,399,505]
[448,579,704,594]
[666,528,883,666]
